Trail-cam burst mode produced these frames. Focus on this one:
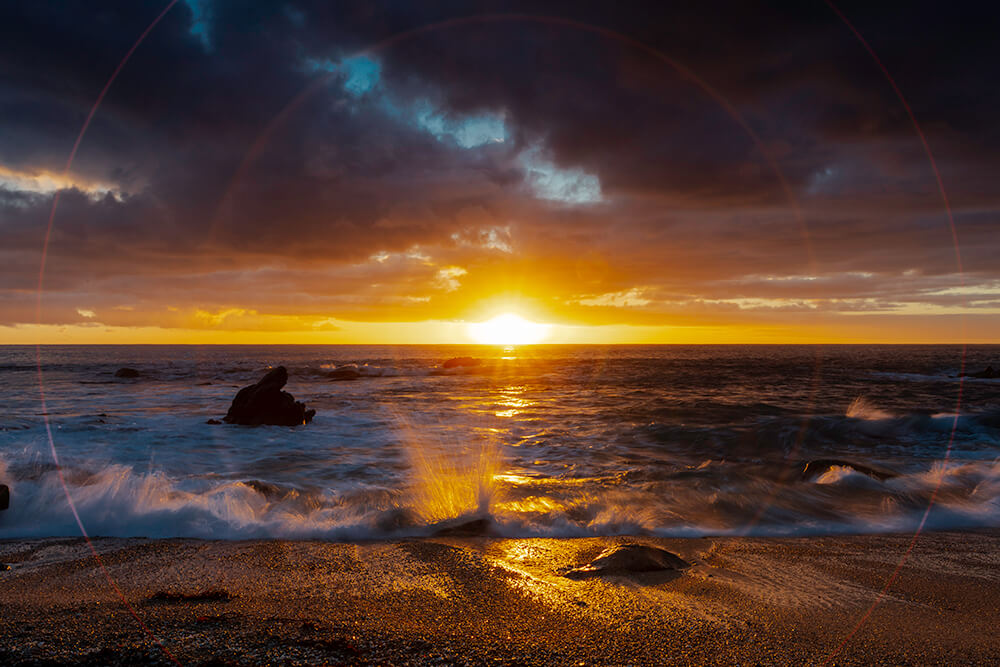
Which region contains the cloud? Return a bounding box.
[575,288,651,307]
[0,1,997,340]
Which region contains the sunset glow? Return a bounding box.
[1,3,996,346]
[467,313,551,345]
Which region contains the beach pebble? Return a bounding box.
[564,543,690,579]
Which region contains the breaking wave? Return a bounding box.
[2,453,998,540]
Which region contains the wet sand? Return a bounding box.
[1,531,998,665]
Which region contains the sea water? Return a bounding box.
[1,344,998,539]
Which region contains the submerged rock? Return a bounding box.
[960,365,1000,379]
[801,459,896,482]
[432,516,494,537]
[242,479,284,499]
[564,543,690,579]
[0,483,8,511]
[327,365,362,381]
[442,356,481,369]
[114,367,141,378]
[222,366,315,426]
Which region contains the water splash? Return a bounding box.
[396,416,504,525]
[847,396,894,420]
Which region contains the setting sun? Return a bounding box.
[467,313,551,345]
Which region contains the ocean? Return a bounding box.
[1,344,998,540]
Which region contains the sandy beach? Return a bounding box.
[2,530,998,665]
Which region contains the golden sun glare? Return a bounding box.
[467,313,551,345]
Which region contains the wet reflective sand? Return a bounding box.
[1,531,998,665]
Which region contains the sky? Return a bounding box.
[1,1,998,344]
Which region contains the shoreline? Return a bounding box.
[2,530,998,665]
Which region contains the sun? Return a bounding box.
[467,313,551,345]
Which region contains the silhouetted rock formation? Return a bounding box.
[801,459,896,482]
[564,543,689,579]
[114,367,141,378]
[0,484,9,511]
[327,365,362,381]
[223,366,315,426]
[960,366,1000,379]
[442,357,481,369]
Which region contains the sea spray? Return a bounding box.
[394,413,504,525]
[846,396,894,420]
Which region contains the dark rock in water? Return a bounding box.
[327,365,361,381]
[114,367,140,378]
[801,459,896,482]
[432,516,494,537]
[442,356,481,369]
[222,366,315,426]
[960,365,1000,379]
[0,484,8,511]
[205,418,222,425]
[564,543,690,579]
[243,479,284,499]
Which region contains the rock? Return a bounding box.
[801,459,896,482]
[442,357,481,369]
[114,367,140,378]
[327,365,362,381]
[375,508,417,533]
[205,418,222,425]
[242,480,284,499]
[564,543,689,579]
[0,484,8,511]
[222,366,315,426]
[960,365,1000,379]
[432,516,494,537]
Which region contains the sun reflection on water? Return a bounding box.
[494,384,533,418]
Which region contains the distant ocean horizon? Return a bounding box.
[2,344,999,540]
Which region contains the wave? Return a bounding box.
[2,454,998,540]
